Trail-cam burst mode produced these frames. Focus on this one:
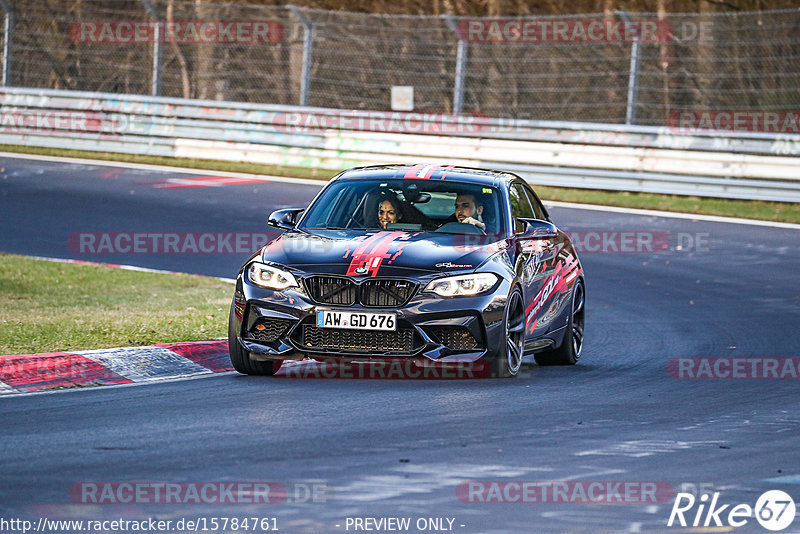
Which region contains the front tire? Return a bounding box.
[491,288,525,378]
[534,281,584,366]
[228,302,283,376]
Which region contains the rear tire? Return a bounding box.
[534,281,584,366]
[228,302,283,376]
[491,288,525,378]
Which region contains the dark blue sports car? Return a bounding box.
[229,164,585,378]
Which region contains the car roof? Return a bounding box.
[332,164,520,187]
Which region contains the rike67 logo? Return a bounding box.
[668,490,796,531]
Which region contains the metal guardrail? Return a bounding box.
[1,87,799,202]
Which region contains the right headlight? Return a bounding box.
[424,273,498,297]
[247,262,298,291]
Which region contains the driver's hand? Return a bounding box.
[461,217,485,230]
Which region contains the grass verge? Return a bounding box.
[0,253,231,355]
[1,144,799,224]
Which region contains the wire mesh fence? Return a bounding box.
[2,0,800,127]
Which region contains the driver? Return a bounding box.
[444,193,485,231]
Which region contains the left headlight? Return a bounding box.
[247,262,298,290]
[424,272,499,297]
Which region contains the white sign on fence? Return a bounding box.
[391,86,414,111]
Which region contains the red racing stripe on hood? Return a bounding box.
[344,231,412,277]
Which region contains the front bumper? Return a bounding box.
[232,274,512,363]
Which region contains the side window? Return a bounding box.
[509,183,535,232]
[522,185,548,220]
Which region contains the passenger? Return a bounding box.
[377,195,403,229]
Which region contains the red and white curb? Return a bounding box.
[0,342,495,393]
[0,340,233,395]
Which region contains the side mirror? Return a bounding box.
[516,218,558,239]
[267,208,304,230]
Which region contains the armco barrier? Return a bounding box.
[1,87,799,202]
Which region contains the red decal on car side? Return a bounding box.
[524,262,567,333]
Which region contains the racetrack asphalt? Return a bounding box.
[1,156,799,533]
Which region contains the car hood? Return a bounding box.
[259,229,509,277]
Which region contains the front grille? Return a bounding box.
[246,317,294,343]
[301,325,415,353]
[361,279,417,307]
[304,276,357,305]
[304,276,417,307]
[430,326,479,351]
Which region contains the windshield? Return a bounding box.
[298,179,506,235]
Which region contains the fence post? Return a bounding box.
[617,11,641,125]
[288,5,313,107]
[0,0,13,86]
[442,15,467,114]
[140,0,162,96]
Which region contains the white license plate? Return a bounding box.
[316,310,397,331]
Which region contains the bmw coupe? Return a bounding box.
[228,164,585,378]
